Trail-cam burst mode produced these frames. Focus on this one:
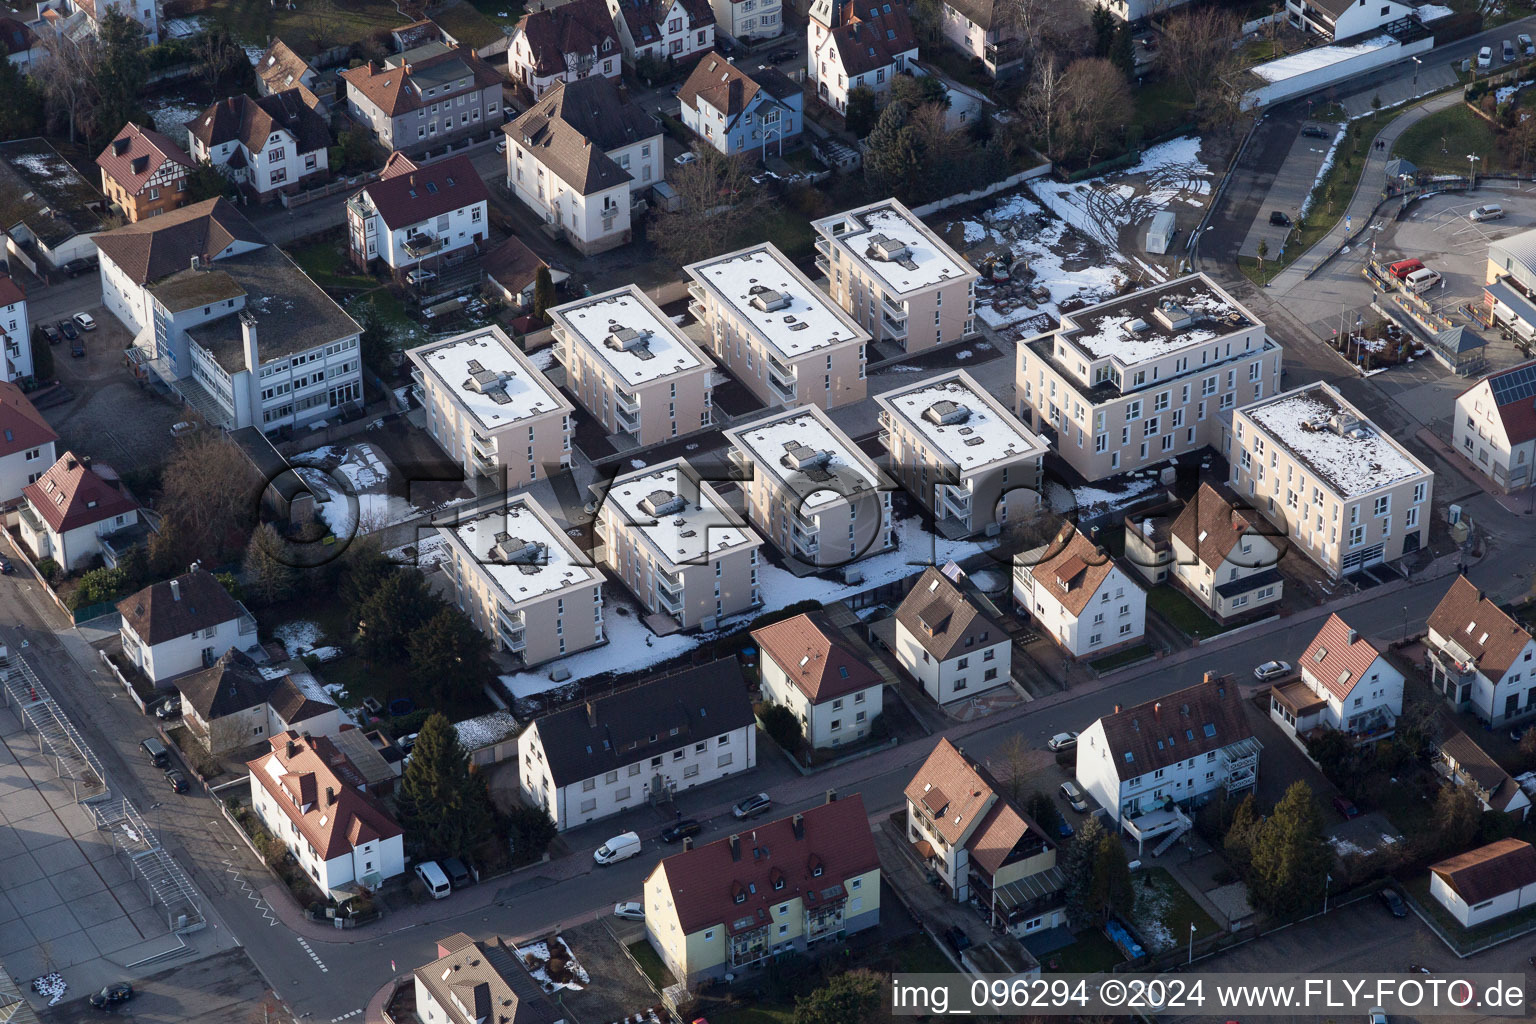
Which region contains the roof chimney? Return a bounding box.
[1154,701,1161,717]
[1346,627,1359,645]
[1113,703,1121,713]
[286,739,298,758]
[326,786,336,805]
[1203,671,1217,684]
[791,814,804,840]
[170,579,181,601]
[728,834,741,861]
[825,788,838,804]
[586,701,598,727]
[682,836,694,852]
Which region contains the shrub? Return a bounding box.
[35,557,59,581]
[758,702,803,752]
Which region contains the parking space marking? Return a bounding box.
[296,936,329,973]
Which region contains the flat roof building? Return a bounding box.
[686,242,869,410]
[550,285,715,446]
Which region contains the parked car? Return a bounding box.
[769,47,798,62]
[89,982,133,1009]
[406,268,437,285]
[57,319,78,341]
[1387,257,1425,280]
[42,324,60,345]
[1503,38,1515,62]
[1368,1008,1388,1024]
[593,831,643,865]
[62,257,96,278]
[614,901,645,920]
[73,312,96,331]
[942,925,971,953]
[1046,731,1078,751]
[1521,32,1534,54]
[1056,818,1075,838]
[1479,45,1493,68]
[1269,211,1291,226]
[1470,203,1505,222]
[1302,124,1331,139]
[495,137,507,154]
[154,695,182,720]
[1404,267,1442,294]
[170,421,199,438]
[732,792,771,819]
[1253,660,1291,681]
[442,857,472,888]
[1333,795,1360,819]
[660,819,702,843]
[1378,887,1408,917]
[165,768,189,793]
[0,557,12,575]
[1059,780,1090,812]
[673,152,698,167]
[71,338,85,358]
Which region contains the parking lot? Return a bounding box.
[1237,123,1342,261]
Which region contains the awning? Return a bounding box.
[912,839,934,859]
[1487,278,1536,330]
[990,866,1068,914]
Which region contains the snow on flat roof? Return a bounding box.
[1062,276,1254,366]
[604,460,759,568]
[688,244,867,360]
[1249,36,1392,84]
[877,371,1047,472]
[443,496,600,607]
[409,327,567,432]
[1244,385,1428,498]
[819,201,975,295]
[727,408,883,512]
[453,710,520,751]
[550,286,708,388]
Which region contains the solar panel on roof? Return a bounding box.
[1490,361,1536,405]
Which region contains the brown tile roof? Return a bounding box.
[518,0,619,77]
[679,52,756,117]
[968,800,1031,876]
[414,934,563,1024]
[117,568,242,646]
[482,235,549,297]
[1428,576,1533,684]
[1028,523,1116,616]
[267,676,339,727]
[903,737,995,846]
[1430,838,1536,905]
[188,91,331,158]
[354,152,489,232]
[612,0,714,43]
[177,649,279,719]
[752,612,883,704]
[504,78,651,195]
[0,380,57,460]
[246,730,402,861]
[256,39,314,93]
[824,7,914,78]
[0,16,36,58]
[22,451,139,534]
[1095,674,1252,781]
[894,566,1000,662]
[0,275,21,308]
[340,47,501,117]
[1297,613,1384,701]
[649,795,877,936]
[1438,729,1526,812]
[1170,482,1262,569]
[95,123,194,196]
[92,197,265,286]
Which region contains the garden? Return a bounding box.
[1145,586,1235,641]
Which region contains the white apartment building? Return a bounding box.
[440,496,606,668]
[339,44,503,154]
[875,369,1048,539]
[1014,523,1146,659]
[186,91,331,201]
[752,612,884,748]
[0,381,56,503]
[518,659,755,830]
[1269,612,1403,745]
[1427,575,1536,726]
[1164,482,1284,621]
[939,0,1025,75]
[408,326,574,485]
[597,458,763,630]
[710,0,781,40]
[607,0,715,62]
[686,242,869,410]
[724,405,892,568]
[550,285,715,446]
[1017,274,1282,483]
[893,566,1011,704]
[1230,382,1433,578]
[812,198,977,354]
[0,275,32,381]
[345,152,489,276]
[116,569,259,684]
[1075,674,1260,853]
[508,0,622,99]
[33,0,159,45]
[1430,839,1536,929]
[1453,360,1536,493]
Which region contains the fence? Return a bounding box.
[99,649,153,712]
[601,915,685,1024]
[281,171,380,209]
[908,161,1053,217]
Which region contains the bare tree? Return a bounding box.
[1059,56,1131,165]
[654,148,763,265]
[1159,7,1242,102]
[36,31,100,144]
[151,433,264,570]
[1019,52,1064,161]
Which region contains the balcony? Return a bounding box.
[881,311,907,338]
[236,602,258,636]
[814,238,832,260]
[937,482,971,519]
[403,233,446,259]
[814,256,830,277]
[1221,736,1262,793]
[879,293,905,321]
[615,390,640,415]
[470,432,496,461]
[688,300,707,322]
[654,581,684,614]
[687,283,705,306]
[496,606,527,652]
[615,405,640,435]
[791,515,819,554]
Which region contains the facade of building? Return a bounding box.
[1268,613,1403,745]
[549,285,715,446]
[709,0,781,39]
[508,0,622,99]
[643,794,878,986]
[0,276,32,382]
[246,731,405,894]
[339,44,503,154]
[807,0,917,114]
[414,933,565,1024]
[875,369,1048,538]
[0,17,40,68]
[18,452,140,571]
[440,496,605,667]
[116,568,258,684]
[1426,576,1536,726]
[1017,274,1281,482]
[904,738,1065,933]
[1014,523,1147,659]
[1429,839,1536,929]
[346,152,489,276]
[1165,483,1285,620]
[752,612,884,748]
[1435,730,1533,820]
[179,650,340,755]
[0,381,56,501]
[186,91,332,200]
[893,566,1011,704]
[1230,382,1433,578]
[596,458,763,629]
[687,242,868,410]
[812,198,977,354]
[407,326,573,484]
[723,405,893,568]
[1075,674,1260,852]
[33,0,159,45]
[939,0,1024,74]
[607,0,716,62]
[516,660,755,829]
[0,139,108,271]
[1453,360,1536,493]
[95,123,196,223]
[1286,0,1415,39]
[678,55,801,156]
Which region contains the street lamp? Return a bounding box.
[1402,604,1409,642]
[1412,55,1422,85]
[1187,922,1197,965]
[1468,153,1481,185]
[1323,871,1333,913]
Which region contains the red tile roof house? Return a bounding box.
[94,122,196,223]
[642,793,879,986]
[1452,359,1536,493]
[751,612,884,750]
[345,152,489,281]
[1268,612,1404,747]
[247,730,405,895]
[606,0,716,65]
[17,451,142,572]
[338,44,504,156]
[1426,575,1536,727]
[0,380,57,504]
[1429,838,1536,928]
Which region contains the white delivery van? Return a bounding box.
[593,832,642,865]
[1405,267,1442,294]
[415,860,451,899]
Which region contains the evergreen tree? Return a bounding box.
[1090,3,1116,57]
[1247,781,1331,917]
[407,607,496,708]
[1090,833,1135,921]
[355,569,440,663]
[1111,25,1136,78]
[793,970,885,1024]
[243,522,298,606]
[395,714,496,862]
[185,159,233,202]
[507,805,557,863]
[30,326,53,380]
[890,74,948,110]
[339,540,397,614]
[863,102,925,200]
[1061,813,1106,925]
[844,85,878,138]
[1222,792,1262,873]
[116,542,150,590]
[93,11,149,145]
[531,265,555,321]
[0,57,43,143]
[1431,784,1480,852]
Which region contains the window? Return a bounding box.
[718,752,733,767]
[582,778,595,792]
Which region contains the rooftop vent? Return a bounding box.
[782,440,832,472]
[488,532,547,570]
[463,365,515,404]
[604,325,654,360]
[1327,412,1362,436]
[748,285,790,312]
[1151,299,1194,331]
[923,400,970,426]
[1128,318,1150,332]
[865,232,916,269]
[639,489,687,518]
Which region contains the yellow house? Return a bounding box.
[643,793,879,987]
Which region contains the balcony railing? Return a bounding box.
[938,483,971,517]
[615,390,640,415]
[879,292,905,320]
[497,606,526,651]
[881,311,907,337]
[768,374,796,403]
[615,406,640,434]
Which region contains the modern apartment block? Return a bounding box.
[549,285,715,446]
[686,242,869,410]
[812,198,977,354]
[875,369,1048,538]
[408,326,573,485]
[597,458,762,630]
[440,495,605,667]
[1230,382,1433,578]
[724,405,893,567]
[1016,274,1282,482]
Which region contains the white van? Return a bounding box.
[1405,267,1442,294]
[415,860,451,899]
[593,832,642,865]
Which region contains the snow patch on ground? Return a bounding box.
[1132,874,1177,953]
[149,101,203,139]
[517,937,587,993]
[528,346,558,371]
[1299,126,1346,220]
[274,621,325,659]
[1047,475,1163,517]
[387,534,451,569]
[293,442,417,537]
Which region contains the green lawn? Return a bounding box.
[1132,78,1196,137]
[1135,867,1219,952]
[884,932,954,974]
[200,0,403,54]
[1145,587,1234,640]
[625,940,675,991]
[1089,644,1155,673]
[285,238,374,292]
[1391,104,1500,176]
[1046,929,1126,973]
[433,0,515,46]
[728,206,817,262]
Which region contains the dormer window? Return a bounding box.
[812,865,823,877]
